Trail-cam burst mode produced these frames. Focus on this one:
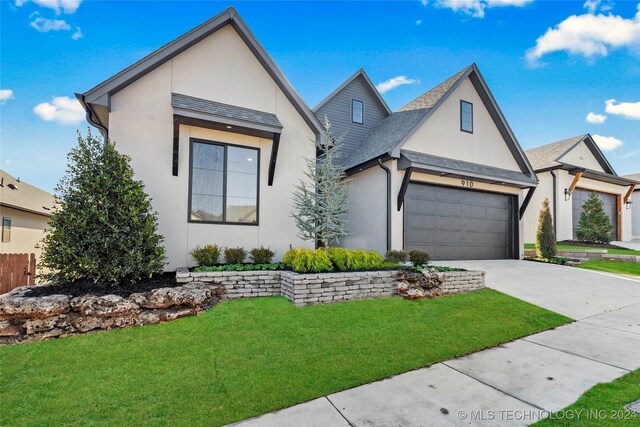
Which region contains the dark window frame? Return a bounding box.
[188,138,260,226]
[460,100,473,134]
[351,99,364,125]
[2,217,11,243]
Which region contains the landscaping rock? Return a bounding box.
[0,320,23,336]
[24,315,72,334]
[129,283,215,309]
[76,295,141,318]
[0,294,70,320]
[71,315,105,333]
[397,270,445,299]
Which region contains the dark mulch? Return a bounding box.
[24,272,180,298]
[557,240,631,250]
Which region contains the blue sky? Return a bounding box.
[1,0,639,193]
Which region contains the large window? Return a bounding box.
[189,140,259,224]
[2,217,10,243]
[352,99,364,124]
[460,100,473,133]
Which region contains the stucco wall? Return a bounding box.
[558,141,605,173]
[522,171,555,243]
[632,191,640,240]
[0,206,49,259]
[108,25,316,270]
[402,78,521,172]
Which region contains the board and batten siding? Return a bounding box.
[314,74,389,154]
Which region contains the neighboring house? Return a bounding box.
[523,135,638,243]
[316,65,538,260]
[77,7,322,270]
[622,173,640,241]
[0,170,54,259]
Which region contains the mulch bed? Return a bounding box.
[557,240,632,250]
[23,272,180,299]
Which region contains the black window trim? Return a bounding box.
[460,100,473,134]
[188,138,260,226]
[351,98,364,125]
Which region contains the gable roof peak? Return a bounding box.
[525,134,616,175]
[398,63,475,112]
[313,68,391,115]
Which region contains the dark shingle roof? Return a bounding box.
[401,150,538,186]
[172,93,282,129]
[524,135,588,171]
[398,66,470,111]
[340,109,429,170]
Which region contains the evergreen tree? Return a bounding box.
[575,192,613,243]
[39,130,166,284]
[536,198,556,259]
[291,117,350,249]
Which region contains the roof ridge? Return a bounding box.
[397,64,473,112]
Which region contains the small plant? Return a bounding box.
[282,248,332,273]
[224,247,247,264]
[409,250,431,266]
[576,192,613,244]
[536,198,556,259]
[190,244,221,266]
[327,248,385,271]
[249,246,275,264]
[385,250,408,264]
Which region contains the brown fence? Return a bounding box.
[0,253,36,294]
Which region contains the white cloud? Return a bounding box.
[416,19,423,25]
[30,17,70,32]
[583,0,600,14]
[586,112,607,123]
[0,89,15,105]
[432,0,532,18]
[71,26,82,40]
[592,134,623,151]
[33,96,85,124]
[605,99,640,120]
[526,6,640,64]
[376,76,420,94]
[16,0,82,14]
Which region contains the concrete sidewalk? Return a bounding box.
[232,261,640,426]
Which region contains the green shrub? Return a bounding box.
[536,198,556,259]
[190,244,221,266]
[194,263,284,272]
[282,248,332,273]
[224,247,247,264]
[327,248,384,271]
[385,250,408,263]
[39,130,165,284]
[409,250,431,266]
[249,246,275,264]
[576,192,613,244]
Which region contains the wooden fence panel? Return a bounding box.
[0,253,36,294]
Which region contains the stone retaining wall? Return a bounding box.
[176,269,280,298]
[437,270,486,294]
[524,249,640,263]
[0,283,225,344]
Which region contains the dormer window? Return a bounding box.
[352,99,364,124]
[460,100,473,133]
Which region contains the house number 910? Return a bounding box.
[461,180,474,188]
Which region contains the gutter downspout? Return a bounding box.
[550,170,557,238]
[377,158,391,252]
[75,93,108,138]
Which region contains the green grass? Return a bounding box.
[534,369,640,426]
[576,260,640,276]
[524,243,640,256]
[0,291,571,427]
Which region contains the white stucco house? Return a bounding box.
[522,135,638,244]
[622,173,640,241]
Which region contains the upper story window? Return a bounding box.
[2,217,11,243]
[189,139,259,225]
[352,99,364,124]
[460,100,473,133]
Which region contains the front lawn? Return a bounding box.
[0,290,570,426]
[534,369,640,426]
[524,243,640,256]
[576,260,640,277]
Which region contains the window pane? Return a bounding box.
[226,146,258,223]
[461,101,473,132]
[2,218,10,243]
[352,100,363,124]
[191,142,225,222]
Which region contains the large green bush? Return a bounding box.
[576,192,613,243]
[190,244,221,266]
[536,198,556,259]
[39,130,165,284]
[282,248,333,273]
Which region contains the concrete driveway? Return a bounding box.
[232,261,640,427]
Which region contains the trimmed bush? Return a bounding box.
[249,246,275,264]
[327,248,385,271]
[385,250,408,264]
[224,247,247,265]
[282,248,332,273]
[190,244,221,266]
[536,198,556,259]
[39,130,165,284]
[409,250,431,266]
[576,192,613,244]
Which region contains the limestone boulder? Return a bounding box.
[76,295,140,318]
[129,283,224,309]
[0,320,23,337]
[0,294,70,320]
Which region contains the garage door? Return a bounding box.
[572,189,618,240]
[404,183,517,260]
